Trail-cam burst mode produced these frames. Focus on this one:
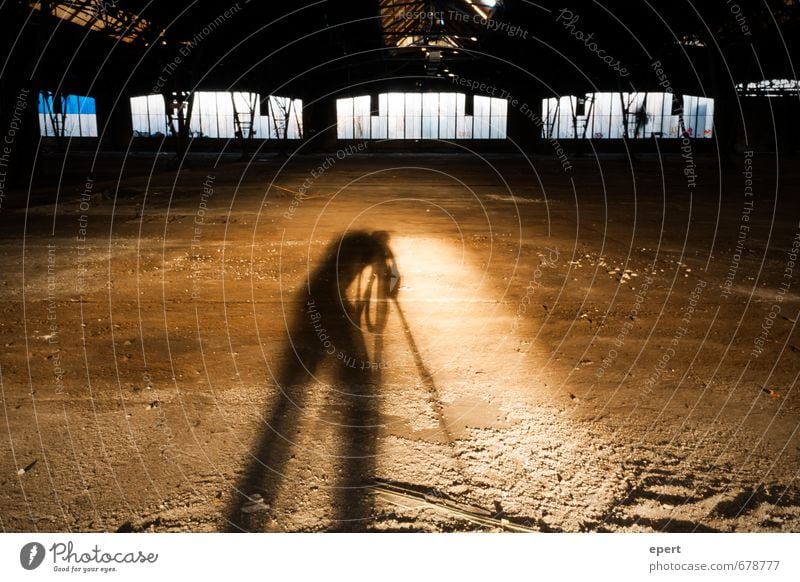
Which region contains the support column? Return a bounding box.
[95,91,133,152]
[0,1,39,189]
[301,91,338,153]
[505,89,545,154]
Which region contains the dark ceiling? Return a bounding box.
[3,0,800,101]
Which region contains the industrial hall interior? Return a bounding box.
[1,0,800,533]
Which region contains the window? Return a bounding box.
[439,93,457,139]
[542,96,576,139]
[371,94,388,139]
[264,95,303,139]
[490,97,507,139]
[336,92,508,140]
[38,92,98,137]
[473,95,492,139]
[337,97,354,140]
[353,95,371,140]
[404,93,422,139]
[130,95,167,137]
[193,91,225,138]
[542,92,714,139]
[682,95,714,138]
[472,95,507,139]
[422,93,439,139]
[736,79,800,97]
[129,92,302,139]
[387,92,406,139]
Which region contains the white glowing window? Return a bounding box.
[387,92,406,139]
[490,97,507,139]
[192,91,222,138]
[335,92,508,140]
[621,92,647,138]
[267,96,303,139]
[542,92,714,139]
[404,93,422,139]
[216,92,235,138]
[736,78,800,96]
[337,97,354,139]
[607,93,624,139]
[438,92,457,139]
[473,95,508,139]
[455,93,472,139]
[545,95,575,139]
[230,92,259,138]
[353,96,371,140]
[131,92,301,139]
[371,94,388,139]
[473,95,491,139]
[641,92,670,137]
[130,95,167,137]
[421,93,439,139]
[682,95,714,138]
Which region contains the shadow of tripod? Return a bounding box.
[224,231,398,532]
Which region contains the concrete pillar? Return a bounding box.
[301,92,338,152]
[505,89,545,153]
[0,2,39,189]
[95,91,133,152]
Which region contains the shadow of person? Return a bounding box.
[224,230,398,532]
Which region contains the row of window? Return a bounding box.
[336,93,509,140]
[736,78,799,97]
[542,92,714,139]
[35,90,717,141]
[130,92,303,139]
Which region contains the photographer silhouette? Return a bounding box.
[226,231,399,532]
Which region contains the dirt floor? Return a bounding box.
[1,150,799,532]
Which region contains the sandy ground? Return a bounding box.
[1,151,799,532]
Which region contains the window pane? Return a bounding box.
[473,95,491,138]
[78,97,98,137]
[147,95,166,136]
[288,99,303,139]
[353,95,370,139]
[644,92,668,138]
[269,96,291,140]
[590,93,611,139]
[337,97,354,139]
[489,97,507,139]
[130,96,150,135]
[231,92,257,138]
[422,93,439,139]
[682,95,696,138]
[387,92,405,139]
[439,93,456,139]
[541,98,557,138]
[700,97,714,138]
[216,92,235,138]
[404,92,422,139]
[193,92,217,138]
[371,94,388,139]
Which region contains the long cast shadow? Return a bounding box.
[224,231,396,532]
